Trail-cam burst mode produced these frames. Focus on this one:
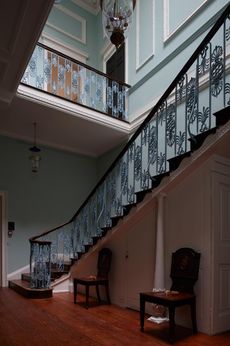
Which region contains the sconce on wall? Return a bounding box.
[29,122,41,173]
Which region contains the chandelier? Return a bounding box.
[100,0,136,48]
[29,122,41,173]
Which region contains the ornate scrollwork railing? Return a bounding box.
[21,43,130,120]
[29,5,230,289]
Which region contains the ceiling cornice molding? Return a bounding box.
[71,0,100,15]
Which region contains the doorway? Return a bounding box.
[106,44,125,82]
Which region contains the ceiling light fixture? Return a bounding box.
[100,0,136,48]
[29,122,41,173]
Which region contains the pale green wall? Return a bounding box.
[0,135,98,273]
[0,134,126,274]
[42,0,230,120]
[96,141,127,180]
[127,0,229,119]
[43,0,99,68]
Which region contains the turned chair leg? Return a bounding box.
[191,300,197,334]
[85,285,89,309]
[105,282,111,304]
[168,307,176,344]
[96,284,101,304]
[74,280,77,304]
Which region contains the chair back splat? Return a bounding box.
[170,247,201,294]
[97,248,112,279]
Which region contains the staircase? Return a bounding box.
[9,4,230,298]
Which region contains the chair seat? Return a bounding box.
[140,291,195,305]
[74,276,108,285]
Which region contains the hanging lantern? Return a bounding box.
[100,0,136,48]
[29,122,41,173]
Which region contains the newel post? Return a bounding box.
[29,239,52,289]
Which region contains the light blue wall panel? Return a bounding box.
[169,0,206,33]
[136,0,155,70]
[47,7,83,43]
[127,0,229,120]
[0,135,98,273]
[42,0,99,68]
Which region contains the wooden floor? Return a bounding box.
[0,288,229,346]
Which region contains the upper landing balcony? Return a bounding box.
[0,1,131,157]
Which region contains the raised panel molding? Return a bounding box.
[40,33,88,63]
[71,0,100,15]
[219,264,230,311]
[220,184,230,241]
[163,0,209,43]
[136,0,155,71]
[48,4,86,44]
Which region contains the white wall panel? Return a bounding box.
[164,0,208,42]
[136,0,155,70]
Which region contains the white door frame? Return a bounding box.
[0,192,8,287]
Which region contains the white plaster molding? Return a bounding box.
[71,0,100,15]
[101,42,116,73]
[47,4,86,44]
[0,192,7,287]
[7,263,30,281]
[136,0,155,71]
[125,37,129,83]
[163,0,208,43]
[39,33,88,63]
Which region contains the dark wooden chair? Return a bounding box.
[73,248,112,309]
[140,247,201,343]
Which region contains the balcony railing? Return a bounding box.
[21,43,130,121]
[29,4,230,289]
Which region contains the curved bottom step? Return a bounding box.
[9,279,53,299]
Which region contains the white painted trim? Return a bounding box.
[46,4,86,45]
[46,21,86,45]
[7,263,30,281]
[0,192,7,287]
[39,33,88,63]
[17,85,130,134]
[71,0,100,15]
[125,37,129,83]
[136,0,155,71]
[101,42,116,74]
[163,0,208,43]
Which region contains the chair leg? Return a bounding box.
[140,295,145,332]
[105,282,111,304]
[168,306,176,344]
[74,280,77,304]
[190,299,197,334]
[85,285,89,309]
[96,284,101,304]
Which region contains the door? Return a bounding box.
[211,171,230,334]
[106,44,125,82]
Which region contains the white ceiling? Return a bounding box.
[0,0,130,158]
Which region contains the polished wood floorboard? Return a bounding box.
[0,288,229,345]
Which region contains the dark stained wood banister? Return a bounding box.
[30,2,230,243]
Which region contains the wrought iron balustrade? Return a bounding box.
[29,5,230,289]
[21,43,130,120]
